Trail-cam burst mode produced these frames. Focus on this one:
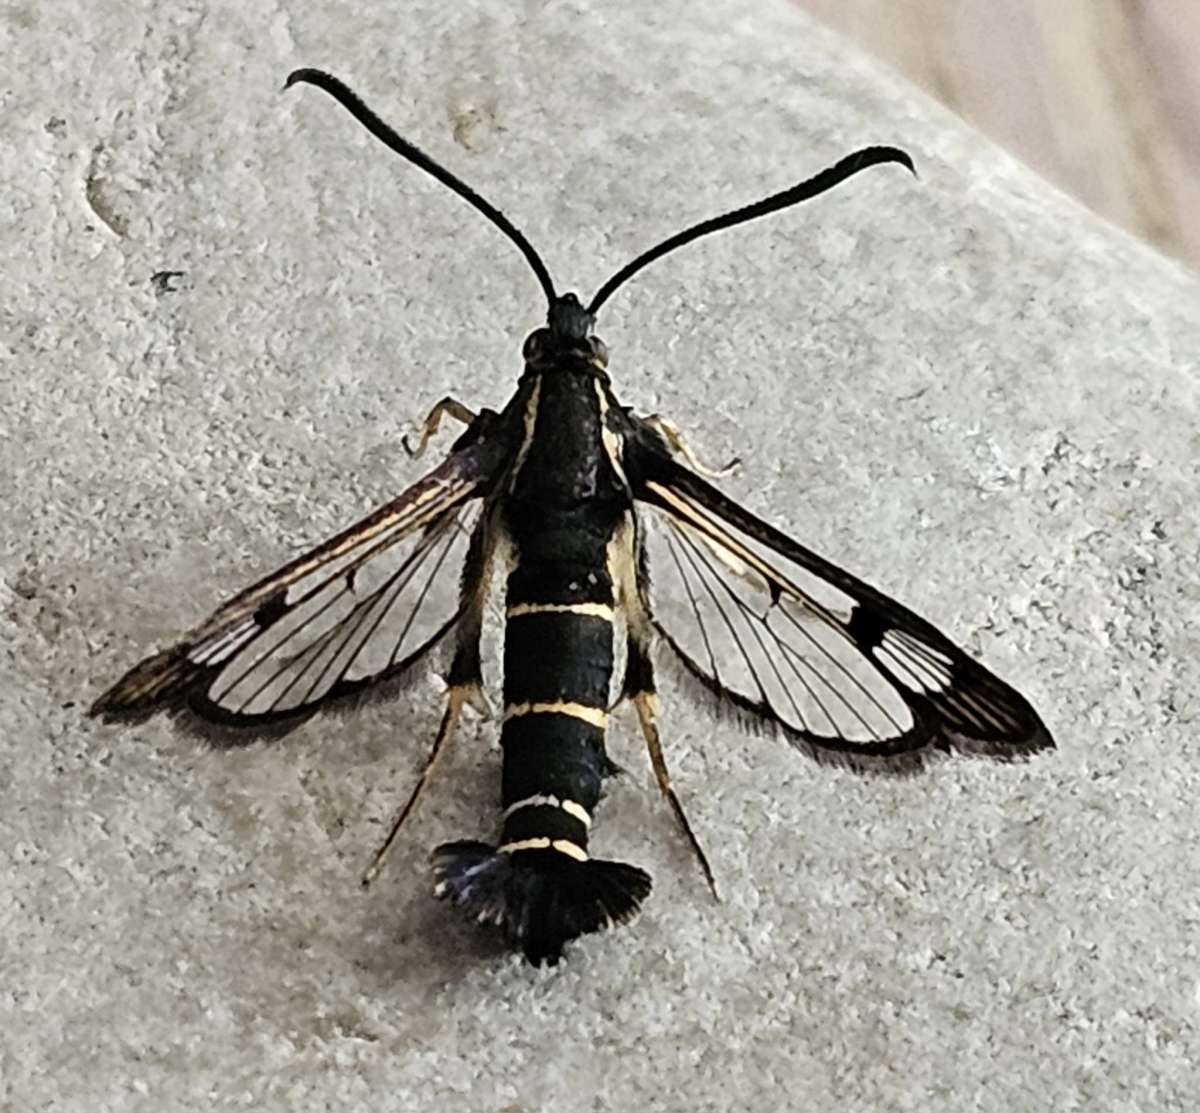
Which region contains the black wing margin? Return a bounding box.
[90,428,512,733]
[628,436,1053,774]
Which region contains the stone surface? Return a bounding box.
[3,2,1197,1110]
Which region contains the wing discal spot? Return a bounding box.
[646,480,853,629]
[253,592,289,628]
[90,433,506,726]
[638,455,1052,760]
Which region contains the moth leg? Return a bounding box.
[403,396,478,459]
[362,507,497,886]
[361,685,468,887]
[625,632,720,900]
[641,413,739,479]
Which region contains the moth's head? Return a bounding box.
[522,292,609,372]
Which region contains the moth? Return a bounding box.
[90,69,1053,964]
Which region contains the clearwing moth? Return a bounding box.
[90,69,1053,965]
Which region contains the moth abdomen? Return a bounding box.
[500,563,617,819]
[430,538,652,962]
[503,607,614,707]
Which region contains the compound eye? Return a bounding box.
[522,328,550,362]
[589,336,609,367]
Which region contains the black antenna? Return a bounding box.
[587,145,915,316]
[285,68,559,309]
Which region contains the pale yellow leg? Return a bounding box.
[403,397,478,459]
[633,692,720,900]
[641,414,739,479]
[361,685,470,887]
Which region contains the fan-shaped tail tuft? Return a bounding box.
[432,841,651,964]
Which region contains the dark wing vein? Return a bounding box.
[631,444,1052,771]
[674,525,847,737]
[208,511,463,717]
[90,434,508,730]
[663,523,721,678]
[654,513,923,765]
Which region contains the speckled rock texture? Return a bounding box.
[3,2,1197,1110]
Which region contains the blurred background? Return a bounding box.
[794,0,1200,271]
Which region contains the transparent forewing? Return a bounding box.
[649,511,917,744]
[633,451,1052,770]
[641,506,930,769]
[91,436,507,728]
[193,504,478,720]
